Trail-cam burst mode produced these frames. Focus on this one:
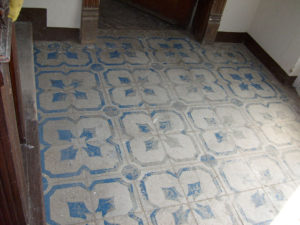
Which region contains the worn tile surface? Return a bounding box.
[35,30,300,225]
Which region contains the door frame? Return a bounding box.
[80,0,227,43]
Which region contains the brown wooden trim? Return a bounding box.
[0,63,27,225]
[215,31,247,43]
[192,0,227,43]
[192,0,213,42]
[83,0,100,8]
[42,28,79,42]
[80,0,99,44]
[18,8,47,40]
[244,33,297,85]
[9,24,25,143]
[15,22,45,225]
[216,31,297,85]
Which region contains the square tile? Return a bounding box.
[232,189,277,225]
[137,167,187,210]
[217,158,260,193]
[176,165,225,202]
[146,204,197,225]
[191,196,242,225]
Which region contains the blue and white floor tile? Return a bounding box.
[191,196,242,225]
[35,30,300,224]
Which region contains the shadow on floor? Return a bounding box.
[98,0,180,30]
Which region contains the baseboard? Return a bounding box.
[216,32,247,43]
[41,28,80,42]
[18,7,79,42]
[216,31,297,85]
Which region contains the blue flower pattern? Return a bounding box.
[35,34,298,225]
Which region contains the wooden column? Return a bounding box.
[192,0,227,43]
[80,0,100,44]
[0,17,27,224]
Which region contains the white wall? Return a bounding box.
[248,0,300,76]
[219,0,261,32]
[23,0,82,28]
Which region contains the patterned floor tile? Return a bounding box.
[96,212,147,225]
[191,196,242,225]
[247,154,291,186]
[264,182,297,211]
[35,31,300,225]
[217,158,260,193]
[281,148,300,180]
[137,167,187,210]
[146,205,197,225]
[232,189,277,225]
[175,165,225,202]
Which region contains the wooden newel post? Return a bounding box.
[80,0,100,44]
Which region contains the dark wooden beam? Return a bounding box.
[80,0,100,44]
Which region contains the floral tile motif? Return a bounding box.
[232,189,277,225]
[139,169,187,210]
[36,70,104,113]
[96,212,147,225]
[39,116,122,178]
[146,37,203,64]
[264,182,297,211]
[218,158,260,193]
[45,178,140,225]
[201,44,247,64]
[104,68,171,108]
[246,102,300,146]
[165,68,227,103]
[281,149,300,179]
[34,42,92,67]
[35,32,300,225]
[96,37,150,65]
[188,105,261,156]
[191,196,242,225]
[247,154,290,186]
[176,166,224,202]
[147,204,197,225]
[218,66,277,99]
[120,110,199,166]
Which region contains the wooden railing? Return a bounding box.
[0,0,44,224]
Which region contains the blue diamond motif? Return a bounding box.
[239,82,249,90]
[57,129,74,141]
[96,197,115,217]
[83,144,102,157]
[144,138,158,152]
[162,187,182,201]
[80,128,95,140]
[251,191,266,207]
[51,79,65,89]
[172,207,190,225]
[60,146,78,161]
[125,88,136,97]
[67,202,90,219]
[74,90,88,100]
[187,182,201,198]
[194,204,215,219]
[119,77,130,84]
[52,92,67,102]
[137,123,151,133]
[109,51,120,58]
[230,74,242,80]
[144,88,155,96]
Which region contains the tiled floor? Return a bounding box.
[98,0,178,30]
[35,30,300,225]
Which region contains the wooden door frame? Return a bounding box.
[80,0,227,44]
